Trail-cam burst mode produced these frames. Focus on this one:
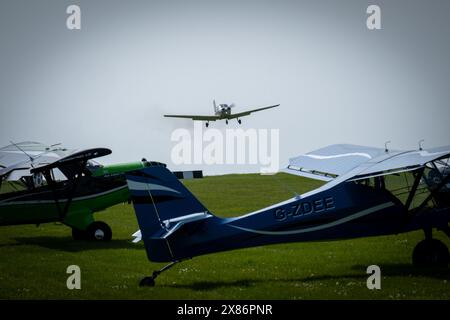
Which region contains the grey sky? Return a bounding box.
[0,0,449,174]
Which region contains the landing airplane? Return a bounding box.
[164,100,279,127]
[126,143,450,286]
[0,141,163,241]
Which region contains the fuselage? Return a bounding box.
[215,105,232,118]
[142,169,450,262]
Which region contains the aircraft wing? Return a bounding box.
[30,148,111,179]
[0,141,65,154]
[284,144,393,181]
[284,144,450,182]
[350,145,450,180]
[228,104,279,119]
[0,141,70,169]
[164,114,220,121]
[0,154,64,180]
[0,142,72,180]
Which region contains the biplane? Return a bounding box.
[0,142,156,241]
[164,100,279,127]
[126,143,450,286]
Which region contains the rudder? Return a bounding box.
[125,165,208,261]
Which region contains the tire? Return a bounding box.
[86,221,112,242]
[412,239,449,267]
[72,227,87,241]
[139,276,155,287]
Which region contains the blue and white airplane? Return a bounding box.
[126,144,450,286]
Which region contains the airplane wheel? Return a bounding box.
[72,228,87,241]
[139,276,155,287]
[238,119,242,124]
[205,122,209,128]
[412,239,449,267]
[86,221,112,242]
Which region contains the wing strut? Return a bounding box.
[405,167,425,210]
[42,160,88,219]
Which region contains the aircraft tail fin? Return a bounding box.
[125,165,209,261]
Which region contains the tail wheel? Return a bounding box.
[72,227,87,241]
[86,221,112,242]
[412,239,449,267]
[139,277,156,287]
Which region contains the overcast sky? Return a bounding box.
[0,0,449,174]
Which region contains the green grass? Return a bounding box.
[0,173,448,300]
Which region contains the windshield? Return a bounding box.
[86,160,103,173]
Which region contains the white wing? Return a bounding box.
[0,141,73,180]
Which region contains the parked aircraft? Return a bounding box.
[126,143,450,286]
[0,141,161,241]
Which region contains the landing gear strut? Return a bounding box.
[139,260,180,287]
[412,229,449,267]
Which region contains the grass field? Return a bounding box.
[0,173,449,299]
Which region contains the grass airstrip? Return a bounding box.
[0,173,448,299]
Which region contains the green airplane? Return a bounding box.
[0,141,161,241]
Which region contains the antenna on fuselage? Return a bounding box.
[384,141,391,153]
[418,139,425,151]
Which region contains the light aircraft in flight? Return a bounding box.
[164,100,279,127]
[126,143,450,286]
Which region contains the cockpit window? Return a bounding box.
[51,168,68,182]
[425,158,450,191]
[355,171,432,209]
[86,160,103,173]
[383,171,429,207]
